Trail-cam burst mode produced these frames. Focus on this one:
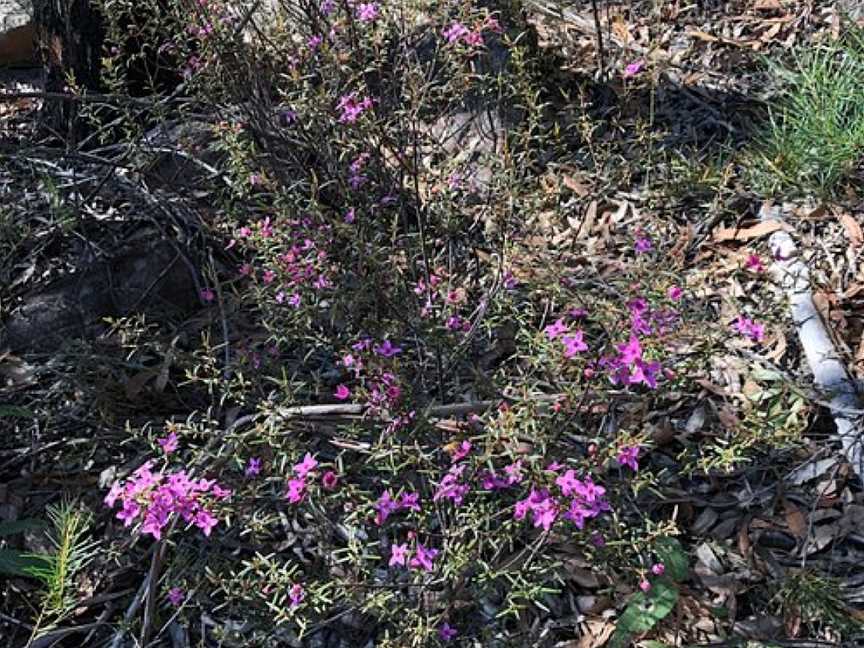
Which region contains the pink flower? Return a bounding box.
[624,60,645,77]
[398,492,421,512]
[157,432,179,454]
[373,339,402,357]
[389,542,409,567]
[322,471,339,491]
[211,484,232,499]
[409,543,438,572]
[503,460,523,485]
[285,477,306,504]
[562,331,588,357]
[618,446,640,471]
[245,457,261,478]
[745,254,764,273]
[375,490,399,525]
[450,440,472,462]
[193,508,218,536]
[438,623,458,641]
[442,22,470,43]
[289,583,304,607]
[733,315,765,342]
[464,30,484,47]
[167,587,185,607]
[651,562,665,576]
[337,93,373,123]
[639,579,651,592]
[544,318,568,340]
[334,384,351,400]
[634,236,653,253]
[555,470,582,497]
[200,287,215,302]
[294,453,318,479]
[667,285,683,301]
[356,2,378,22]
[116,499,141,526]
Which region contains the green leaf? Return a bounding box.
[0,519,48,537]
[638,642,673,648]
[654,536,688,581]
[609,578,679,648]
[0,549,53,578]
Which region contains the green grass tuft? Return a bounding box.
[749,28,864,197]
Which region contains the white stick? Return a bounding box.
[761,203,864,477]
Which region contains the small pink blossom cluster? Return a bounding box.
[285,453,319,504]
[104,462,230,539]
[374,489,421,525]
[601,334,663,390]
[339,338,406,415]
[544,318,589,357]
[433,463,470,506]
[354,2,379,22]
[481,459,524,490]
[337,93,373,124]
[348,153,369,190]
[441,15,502,47]
[627,297,679,337]
[230,215,335,309]
[389,539,438,571]
[733,315,765,342]
[513,470,610,532]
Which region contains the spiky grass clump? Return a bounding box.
[749,28,864,197]
[26,501,97,640]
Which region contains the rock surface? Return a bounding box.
[0,0,33,65]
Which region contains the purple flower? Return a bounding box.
[544,318,568,340]
[634,236,653,253]
[322,470,339,491]
[245,457,261,478]
[624,60,645,77]
[618,446,640,471]
[337,93,373,124]
[373,339,402,357]
[289,583,304,607]
[356,2,378,22]
[652,562,665,576]
[561,330,588,357]
[389,542,409,567]
[294,453,318,479]
[450,440,472,462]
[193,508,218,536]
[438,622,458,641]
[285,477,306,504]
[375,490,399,525]
[157,432,179,454]
[667,285,683,301]
[733,315,765,342]
[442,22,470,43]
[334,384,351,400]
[398,492,421,512]
[409,543,438,572]
[167,587,185,607]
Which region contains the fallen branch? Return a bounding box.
[761,203,864,478]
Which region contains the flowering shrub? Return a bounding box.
[59,1,808,646]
